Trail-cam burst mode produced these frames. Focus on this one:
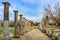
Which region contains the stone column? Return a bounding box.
[24,19,27,33]
[20,15,23,23]
[45,16,49,34]
[22,17,25,34]
[25,19,29,32]
[46,16,49,27]
[28,21,31,31]
[14,10,20,38]
[19,15,23,35]
[2,2,10,40]
[22,17,26,33]
[26,20,29,32]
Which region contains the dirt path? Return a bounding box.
[20,29,51,40]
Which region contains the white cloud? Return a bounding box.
[22,14,44,22]
[0,6,3,9]
[0,12,3,20]
[1,0,60,22]
[0,12,3,15]
[0,6,4,16]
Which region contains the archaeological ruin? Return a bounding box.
[0,1,60,40]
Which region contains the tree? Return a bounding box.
[44,3,60,26]
[35,22,39,26]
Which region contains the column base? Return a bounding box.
[3,38,11,40]
[13,36,20,38]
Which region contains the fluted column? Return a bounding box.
[2,2,10,40]
[14,10,20,38]
[19,15,23,35]
[46,16,49,27]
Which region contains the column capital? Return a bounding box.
[2,2,10,21]
[14,10,18,12]
[23,17,25,19]
[19,15,23,16]
[2,2,10,5]
[46,16,48,20]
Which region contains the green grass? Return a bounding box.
[9,27,14,33]
[0,27,4,34]
[0,27,14,34]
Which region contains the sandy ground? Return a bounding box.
[20,29,51,40]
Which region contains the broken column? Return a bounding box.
[28,21,31,31]
[22,17,26,34]
[26,20,30,32]
[46,16,49,27]
[14,10,20,38]
[45,16,49,34]
[2,2,10,40]
[25,19,29,32]
[19,15,23,35]
[22,17,27,33]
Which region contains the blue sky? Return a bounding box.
[0,0,60,22]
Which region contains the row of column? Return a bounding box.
[14,11,32,36]
[2,2,10,40]
[22,17,32,34]
[2,2,32,40]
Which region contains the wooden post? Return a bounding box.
[14,10,20,38]
[2,2,10,40]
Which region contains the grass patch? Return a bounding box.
[0,27,14,34]
[9,27,14,33]
[0,27,4,34]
